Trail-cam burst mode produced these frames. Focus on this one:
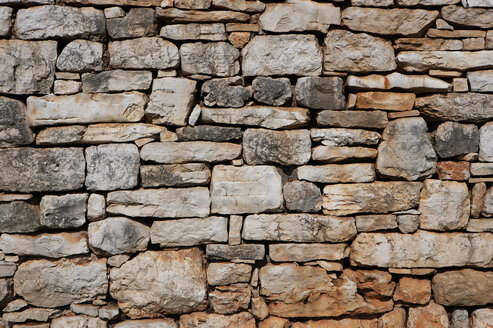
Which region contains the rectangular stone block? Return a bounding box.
[141,164,211,187]
[397,51,493,72]
[297,164,375,183]
[317,110,388,129]
[205,244,265,260]
[269,243,348,262]
[140,142,241,164]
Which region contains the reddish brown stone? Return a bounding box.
[436,161,470,181]
[258,316,289,328]
[393,277,431,304]
[356,92,415,111]
[228,32,251,48]
[378,307,406,328]
[407,302,449,328]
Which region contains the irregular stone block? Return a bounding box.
[415,93,493,123]
[393,277,431,304]
[150,216,228,246]
[27,92,147,126]
[201,106,309,129]
[269,243,348,262]
[259,1,340,33]
[85,144,139,191]
[0,97,34,147]
[14,257,107,307]
[312,146,377,163]
[82,70,152,93]
[36,126,86,145]
[342,7,438,35]
[212,0,265,13]
[146,77,197,126]
[107,8,156,39]
[397,214,420,234]
[394,37,462,51]
[84,123,164,143]
[442,5,493,28]
[356,92,415,111]
[350,231,493,268]
[323,182,422,216]
[297,164,375,183]
[434,122,479,158]
[57,40,103,73]
[355,214,398,232]
[0,40,57,95]
[206,244,265,261]
[296,77,345,110]
[51,316,106,328]
[209,286,250,315]
[141,164,211,187]
[397,51,493,72]
[207,262,251,285]
[0,232,88,258]
[160,23,226,41]
[40,193,87,229]
[470,309,493,328]
[316,110,388,129]
[180,312,255,328]
[175,0,210,9]
[407,301,449,328]
[15,5,105,40]
[468,70,493,92]
[0,201,42,233]
[109,37,179,69]
[202,77,251,108]
[243,214,356,243]
[252,77,292,106]
[210,165,283,214]
[397,0,459,4]
[180,42,239,77]
[110,249,207,318]
[107,188,211,218]
[346,72,452,93]
[156,8,250,23]
[114,319,177,328]
[283,180,322,213]
[0,148,85,192]
[141,141,241,164]
[176,126,242,142]
[242,35,322,76]
[87,194,105,221]
[243,129,311,165]
[479,122,493,161]
[437,161,470,181]
[0,7,12,36]
[311,128,381,146]
[3,308,60,323]
[88,217,150,255]
[324,30,396,73]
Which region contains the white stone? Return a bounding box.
[87,194,105,221]
[311,128,381,146]
[479,122,493,162]
[180,42,240,77]
[346,72,452,93]
[468,70,493,92]
[51,316,106,328]
[82,123,165,144]
[81,70,152,93]
[40,194,87,229]
[114,319,177,328]
[397,51,493,72]
[56,40,103,72]
[0,7,12,36]
[207,262,251,285]
[297,164,375,183]
[160,23,227,41]
[141,141,241,163]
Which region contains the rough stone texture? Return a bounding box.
[85,144,140,191]
[202,77,251,108]
[242,35,322,76]
[342,7,438,36]
[407,301,449,328]
[15,6,105,40]
[141,164,210,187]
[324,30,396,73]
[259,1,340,33]
[468,70,493,92]
[0,7,11,37]
[0,97,34,147]
[211,165,283,214]
[243,129,311,165]
[207,262,251,285]
[283,181,322,213]
[356,92,415,111]
[317,110,388,129]
[470,309,493,328]
[351,231,493,268]
[150,216,228,246]
[161,23,226,41]
[355,215,398,232]
[346,72,452,93]
[0,40,57,95]
[114,319,177,328]
[312,146,378,163]
[176,126,242,142]
[323,182,422,215]
[156,8,249,23]
[242,214,356,243]
[393,277,431,304]
[206,244,265,261]
[14,258,107,307]
[82,70,152,93]
[397,51,493,72]
[83,123,164,144]
[141,142,241,164]
[107,8,156,39]
[0,201,42,233]
[376,117,437,181]
[437,161,471,181]
[483,188,493,217]
[110,249,207,318]
[180,42,240,77]
[269,243,348,262]
[296,77,345,110]
[57,40,103,73]
[88,217,150,255]
[40,193,87,229]
[252,77,292,106]
[180,312,255,328]
[51,316,107,328]
[311,128,381,146]
[441,5,493,28]
[0,148,85,192]
[297,164,375,183]
[479,122,493,162]
[435,122,479,158]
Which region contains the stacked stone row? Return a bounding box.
[1,0,493,327]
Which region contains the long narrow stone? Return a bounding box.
[140,142,241,163]
[151,217,228,246]
[269,243,348,262]
[297,164,375,183]
[157,8,250,23]
[397,51,493,72]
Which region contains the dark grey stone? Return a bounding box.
[296,77,345,110]
[283,180,322,213]
[435,121,479,158]
[176,125,242,142]
[206,244,265,260]
[40,194,88,229]
[0,201,42,233]
[0,97,34,148]
[252,76,292,106]
[201,77,252,108]
[107,8,156,40]
[141,163,211,187]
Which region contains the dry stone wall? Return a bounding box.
[0,0,493,327]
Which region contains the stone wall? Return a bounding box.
[0,0,493,327]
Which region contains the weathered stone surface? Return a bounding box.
[114,319,177,328]
[376,117,436,180]
[110,249,206,318]
[88,217,150,255]
[0,7,12,37]
[14,257,107,307]
[397,51,493,73]
[57,40,103,73]
[141,142,241,164]
[146,78,197,126]
[36,126,86,145]
[0,232,87,258]
[270,243,348,262]
[15,6,105,40]
[3,308,60,323]
[85,123,164,143]
[450,309,469,328]
[252,77,292,106]
[470,309,493,328]
[355,214,397,232]
[471,183,487,218]
[0,148,84,192]
[176,126,242,142]
[156,8,250,23]
[51,316,106,328]
[394,38,462,51]
[298,164,375,183]
[472,163,493,176]
[346,73,452,93]
[356,92,415,111]
[393,277,431,304]
[54,80,81,95]
[0,97,34,148]
[0,278,13,307]
[207,262,251,285]
[351,231,493,268]
[107,8,156,39]
[312,146,377,163]
[481,187,493,217]
[206,244,265,260]
[397,0,459,4]
[317,110,388,129]
[202,77,251,108]
[311,128,381,146]
[243,214,356,243]
[437,161,470,181]
[209,286,250,314]
[435,122,479,158]
[415,93,493,123]
[211,165,283,214]
[109,37,179,69]
[212,0,265,13]
[228,31,250,48]
[161,23,226,41]
[324,30,395,73]
[180,42,239,77]
[86,144,139,191]
[27,92,147,126]
[342,7,438,35]
[407,301,449,328]
[0,262,17,278]
[243,129,311,165]
[479,122,493,162]
[82,70,152,93]
[40,193,87,228]
[201,106,309,129]
[242,35,322,76]
[175,0,210,9]
[259,1,340,33]
[283,181,322,213]
[432,269,493,306]
[397,214,420,234]
[0,201,42,233]
[0,40,57,95]
[296,77,345,110]
[141,164,210,187]
[442,5,493,28]
[180,312,255,328]
[468,70,493,92]
[323,182,422,215]
[150,216,227,246]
